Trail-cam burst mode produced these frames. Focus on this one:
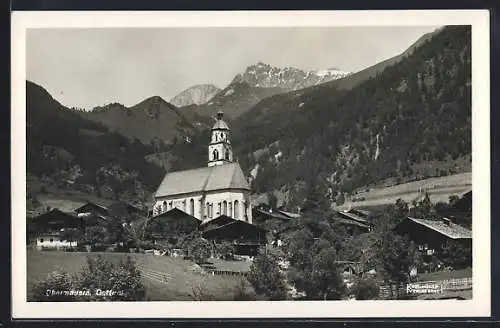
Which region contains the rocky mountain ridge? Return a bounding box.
[170,84,221,107]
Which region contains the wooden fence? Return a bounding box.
[380,277,472,299]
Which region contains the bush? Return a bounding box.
[353,277,380,300]
[32,271,76,301]
[31,255,146,302]
[77,255,146,301]
[232,278,257,301]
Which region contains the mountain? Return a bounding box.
[184,63,350,119]
[170,84,221,107]
[183,78,286,119]
[80,96,211,145]
[323,28,442,91]
[170,26,472,210]
[239,62,351,90]
[26,81,166,201]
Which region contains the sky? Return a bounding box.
[26,26,440,109]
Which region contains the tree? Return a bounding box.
[123,219,148,249]
[379,230,420,287]
[267,192,278,209]
[286,228,346,300]
[394,198,409,217]
[247,252,287,300]
[82,226,108,247]
[353,277,380,300]
[216,241,235,261]
[186,236,212,264]
[439,240,472,269]
[308,247,346,300]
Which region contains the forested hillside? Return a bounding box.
[80,96,211,145]
[26,81,165,201]
[228,26,471,208]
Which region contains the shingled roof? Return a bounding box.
[406,217,472,239]
[155,162,250,198]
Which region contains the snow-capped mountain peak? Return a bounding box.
[238,63,351,91]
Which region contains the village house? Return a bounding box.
[394,216,472,261]
[153,111,253,223]
[333,208,373,234]
[29,208,82,250]
[146,207,202,244]
[199,215,267,256]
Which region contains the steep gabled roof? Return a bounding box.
[155,162,250,198]
[74,202,109,215]
[199,214,236,231]
[151,207,202,222]
[336,211,371,225]
[201,216,267,240]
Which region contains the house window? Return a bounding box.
[190,199,195,215]
[213,149,219,160]
[40,238,44,243]
[50,238,54,242]
[223,201,228,215]
[234,200,239,218]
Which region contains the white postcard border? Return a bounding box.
[11,10,491,319]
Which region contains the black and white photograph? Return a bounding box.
[11,10,490,318]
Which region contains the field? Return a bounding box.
[337,172,471,210]
[417,267,472,282]
[27,250,242,301]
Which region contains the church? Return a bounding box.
[153,111,253,223]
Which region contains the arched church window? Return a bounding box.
[206,202,211,218]
[229,202,233,218]
[234,200,239,219]
[244,201,249,222]
[225,149,230,160]
[213,149,219,160]
[190,199,195,216]
[183,199,187,212]
[163,201,167,213]
[223,201,227,215]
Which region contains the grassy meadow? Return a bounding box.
[27,250,243,301]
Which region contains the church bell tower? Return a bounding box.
[208,111,233,167]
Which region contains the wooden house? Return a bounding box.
[29,209,82,249]
[146,207,201,243]
[200,215,267,256]
[333,209,373,234]
[394,216,472,260]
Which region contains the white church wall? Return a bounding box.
[154,189,252,223]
